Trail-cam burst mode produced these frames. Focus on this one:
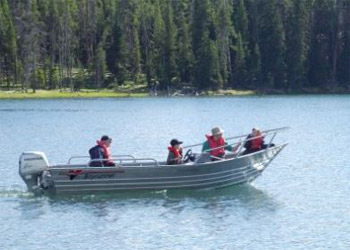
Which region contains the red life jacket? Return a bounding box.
[206,135,225,157]
[168,146,181,158]
[251,133,263,150]
[97,140,111,160]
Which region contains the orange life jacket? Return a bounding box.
[206,135,225,157]
[251,133,263,150]
[97,140,112,162]
[168,146,181,158]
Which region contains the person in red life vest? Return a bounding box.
[167,139,183,165]
[202,127,241,160]
[89,135,115,167]
[243,128,264,155]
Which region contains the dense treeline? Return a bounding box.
[0,0,349,93]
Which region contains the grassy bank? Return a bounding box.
[0,88,256,99]
[0,87,348,99]
[0,89,148,99]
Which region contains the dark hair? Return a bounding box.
[170,139,183,146]
[101,135,111,141]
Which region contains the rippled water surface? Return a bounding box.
[1,96,349,249]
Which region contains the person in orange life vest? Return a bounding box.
[243,128,263,155]
[89,135,115,167]
[202,127,241,160]
[167,139,183,165]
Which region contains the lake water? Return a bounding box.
[0,96,349,249]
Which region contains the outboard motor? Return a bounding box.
[19,152,49,191]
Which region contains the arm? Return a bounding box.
[244,135,251,149]
[224,142,233,151]
[167,151,181,165]
[202,141,210,152]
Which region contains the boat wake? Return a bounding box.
[0,185,35,199]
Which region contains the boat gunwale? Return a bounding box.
[48,143,288,171]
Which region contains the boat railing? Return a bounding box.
[68,155,136,164]
[184,126,289,159]
[88,157,159,167]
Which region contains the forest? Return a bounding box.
[0,0,349,94]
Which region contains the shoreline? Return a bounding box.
[0,88,348,99]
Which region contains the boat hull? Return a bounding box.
[42,144,287,195]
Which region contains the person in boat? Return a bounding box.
[167,139,183,165]
[202,127,240,160]
[243,128,263,155]
[89,135,115,167]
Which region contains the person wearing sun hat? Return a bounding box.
[167,139,183,165]
[202,127,240,160]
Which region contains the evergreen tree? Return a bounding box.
[192,0,221,90]
[107,0,127,84]
[0,0,17,88]
[258,0,287,88]
[286,0,309,91]
[0,0,347,92]
[175,0,193,83]
[217,0,233,88]
[308,0,335,87]
[336,0,350,89]
[163,0,177,90]
[47,0,59,89]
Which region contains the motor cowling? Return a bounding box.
[19,152,49,191]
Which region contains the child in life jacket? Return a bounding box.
[243,128,263,155]
[167,139,183,165]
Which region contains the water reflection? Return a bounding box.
[1,180,277,224]
[43,184,277,213]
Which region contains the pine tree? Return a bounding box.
[308,0,335,87]
[163,0,177,90]
[235,0,248,42]
[245,0,261,88]
[153,0,166,88]
[286,0,309,91]
[336,0,350,89]
[258,0,287,88]
[233,32,246,88]
[175,0,193,84]
[217,0,233,88]
[192,0,222,90]
[107,0,127,84]
[47,0,59,89]
[0,0,17,88]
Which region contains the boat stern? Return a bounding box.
[19,151,49,192]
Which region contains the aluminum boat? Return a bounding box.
[19,127,288,195]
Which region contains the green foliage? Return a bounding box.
[258,0,287,88]
[0,0,349,92]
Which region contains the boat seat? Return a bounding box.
[194,153,211,164]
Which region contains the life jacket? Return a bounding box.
[251,133,263,150]
[168,146,181,158]
[206,135,225,157]
[96,140,111,160]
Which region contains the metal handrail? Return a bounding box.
[68,154,136,164]
[188,127,289,159]
[88,157,159,167]
[183,126,289,150]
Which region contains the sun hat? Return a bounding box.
[211,127,224,136]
